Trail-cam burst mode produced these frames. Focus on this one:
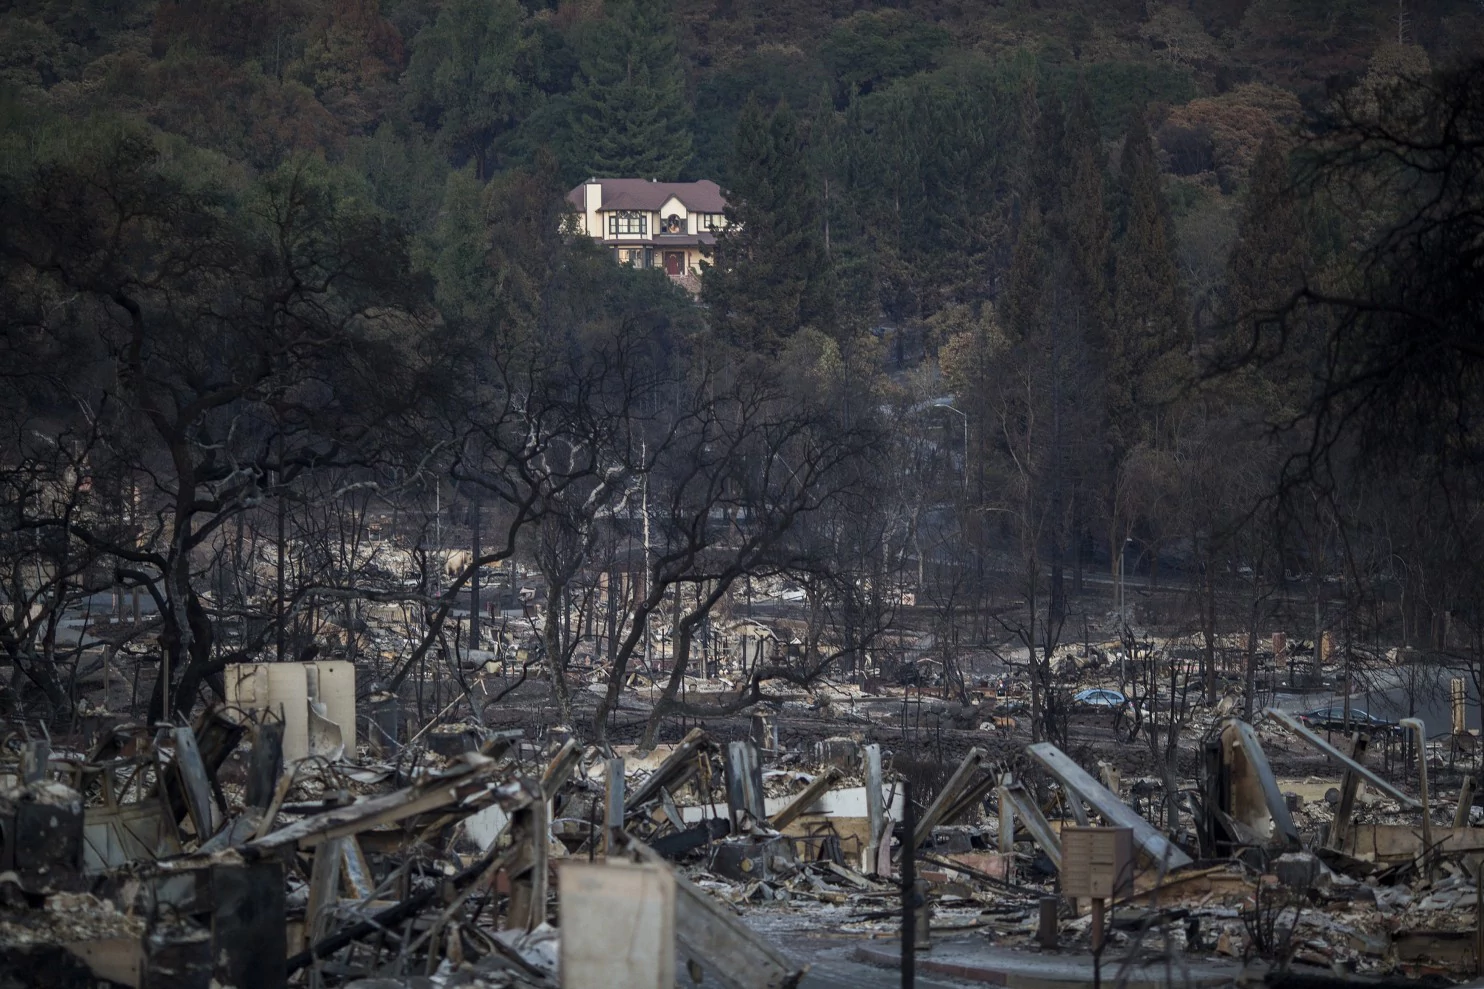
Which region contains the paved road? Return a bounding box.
[688,936,977,989]
[1269,664,1483,739]
[799,956,972,988]
[691,952,975,988]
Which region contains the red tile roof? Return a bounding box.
[566,178,726,213]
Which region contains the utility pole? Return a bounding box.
[642,441,651,673]
[901,780,917,989]
[275,435,286,663]
[469,492,481,650]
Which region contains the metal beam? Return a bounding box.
[540,738,582,800]
[1229,718,1301,850]
[999,782,1061,872]
[939,773,1000,830]
[909,746,988,851]
[170,726,217,839]
[863,744,885,875]
[998,775,1014,856]
[1066,790,1090,827]
[1263,709,1420,809]
[1329,732,1368,852]
[625,728,709,813]
[1026,743,1194,870]
[770,767,842,831]
[605,757,625,853]
[724,740,766,828]
[1402,717,1433,876]
[1454,776,1475,829]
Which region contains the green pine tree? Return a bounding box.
[423,167,491,323]
[567,0,692,180]
[1003,205,1051,347]
[1110,110,1188,453]
[703,100,834,354]
[1045,81,1114,596]
[1059,79,1113,350]
[1008,72,1040,214]
[403,0,532,179]
[1221,137,1312,413]
[1224,138,1304,339]
[1032,92,1069,215]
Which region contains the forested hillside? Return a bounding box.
[5,0,1477,327]
[5,0,1484,731]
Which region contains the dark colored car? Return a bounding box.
[1297,706,1400,734]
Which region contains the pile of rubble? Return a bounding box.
[0,675,835,989]
[5,656,1484,988]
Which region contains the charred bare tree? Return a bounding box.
[1,126,435,722]
[0,415,111,715]
[597,357,880,747]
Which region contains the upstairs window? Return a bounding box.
[608,211,647,236]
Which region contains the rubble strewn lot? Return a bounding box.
[4,646,1484,989]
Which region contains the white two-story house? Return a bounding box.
[566,178,729,290]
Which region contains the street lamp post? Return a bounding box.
[1116,538,1134,624]
[933,401,969,492]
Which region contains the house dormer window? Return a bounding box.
[608,211,647,236]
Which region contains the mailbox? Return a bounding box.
[1060,826,1133,900]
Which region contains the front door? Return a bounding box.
[664,251,684,276]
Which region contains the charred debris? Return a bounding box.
[4,660,1484,989]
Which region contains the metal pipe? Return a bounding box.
[1401,717,1431,874]
[1263,708,1421,808]
[902,780,916,989]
